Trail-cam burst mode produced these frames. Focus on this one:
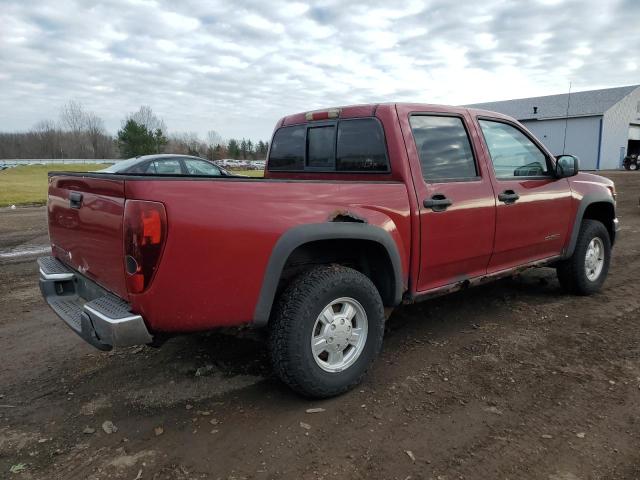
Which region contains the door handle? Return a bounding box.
[423,194,452,212]
[69,192,83,209]
[498,190,520,204]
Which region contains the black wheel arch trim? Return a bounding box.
[564,192,616,259]
[253,223,405,327]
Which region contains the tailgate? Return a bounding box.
[47,173,129,300]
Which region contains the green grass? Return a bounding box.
[0,163,110,207]
[234,169,264,177]
[0,164,265,208]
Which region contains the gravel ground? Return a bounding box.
[0,171,639,479]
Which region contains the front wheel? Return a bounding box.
[630,162,638,171]
[556,219,611,295]
[269,265,385,398]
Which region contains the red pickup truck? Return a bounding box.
[39,103,619,397]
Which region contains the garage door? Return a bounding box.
[630,125,640,141]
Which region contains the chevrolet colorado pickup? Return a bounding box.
[38,103,619,397]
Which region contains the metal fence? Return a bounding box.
[0,159,120,165]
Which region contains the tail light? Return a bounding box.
[123,200,167,294]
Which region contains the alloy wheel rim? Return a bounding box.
[585,237,605,281]
[310,297,368,373]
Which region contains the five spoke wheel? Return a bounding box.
[310,297,368,373]
[584,237,604,281]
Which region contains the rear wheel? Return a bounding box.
[556,219,611,295]
[269,265,385,398]
[630,162,638,171]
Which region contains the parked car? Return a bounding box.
[623,153,639,171]
[38,103,619,397]
[99,154,235,176]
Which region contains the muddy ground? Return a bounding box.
[0,171,639,480]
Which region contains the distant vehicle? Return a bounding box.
[623,154,639,171]
[99,154,235,176]
[216,159,266,170]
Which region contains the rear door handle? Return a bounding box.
[69,192,83,209]
[423,194,452,212]
[498,190,520,204]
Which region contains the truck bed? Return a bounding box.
[47,172,412,332]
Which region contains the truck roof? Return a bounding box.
[277,103,515,127]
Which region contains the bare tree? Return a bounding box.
[59,100,88,157]
[206,130,223,148]
[85,112,106,158]
[60,100,85,134]
[33,120,60,158]
[166,132,205,156]
[129,106,167,134]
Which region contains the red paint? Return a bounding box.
[48,176,129,299]
[47,104,616,334]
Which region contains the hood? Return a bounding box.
[571,172,614,188]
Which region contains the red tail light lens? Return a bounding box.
[123,200,167,294]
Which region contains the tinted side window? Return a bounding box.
[127,161,152,174]
[307,126,335,168]
[410,116,477,181]
[268,125,305,170]
[184,159,221,176]
[151,159,182,174]
[478,120,549,178]
[337,119,388,171]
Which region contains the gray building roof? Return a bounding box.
[466,85,639,121]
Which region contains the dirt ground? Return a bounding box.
[1,171,639,480]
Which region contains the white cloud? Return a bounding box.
[0,0,638,141]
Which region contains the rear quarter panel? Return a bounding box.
[125,178,411,332]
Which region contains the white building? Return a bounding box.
[468,85,640,170]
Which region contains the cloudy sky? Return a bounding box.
[1,0,639,140]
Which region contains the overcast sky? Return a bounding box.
[1,0,639,140]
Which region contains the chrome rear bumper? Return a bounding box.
[38,256,152,350]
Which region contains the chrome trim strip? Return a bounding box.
[83,304,142,324]
[39,268,74,281]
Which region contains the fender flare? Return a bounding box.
[253,223,405,326]
[564,192,615,259]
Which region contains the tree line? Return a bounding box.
[0,101,268,161]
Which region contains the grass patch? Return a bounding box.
[0,163,110,207]
[0,164,265,207]
[234,169,264,177]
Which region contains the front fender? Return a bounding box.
[564,192,616,259]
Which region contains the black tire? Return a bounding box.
[269,265,385,398]
[556,219,611,295]
[630,162,638,171]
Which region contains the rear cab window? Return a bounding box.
[409,115,478,182]
[268,118,389,173]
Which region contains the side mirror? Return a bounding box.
[555,154,579,178]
